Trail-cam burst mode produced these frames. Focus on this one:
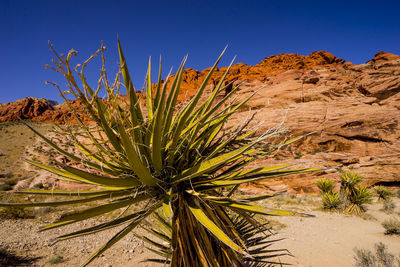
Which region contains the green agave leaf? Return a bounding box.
[162,57,187,153]
[240,191,286,202]
[40,193,151,231]
[151,84,166,171]
[144,258,171,264]
[207,197,313,217]
[0,190,133,208]
[139,235,171,253]
[81,216,144,267]
[153,212,172,236]
[116,121,157,187]
[153,56,163,110]
[95,98,124,154]
[201,167,323,188]
[200,56,236,115]
[187,197,247,255]
[21,121,118,176]
[15,189,119,196]
[162,189,173,218]
[24,159,139,189]
[173,142,257,184]
[62,164,140,187]
[199,164,293,184]
[56,210,147,242]
[146,57,154,121]
[272,132,316,150]
[146,246,171,258]
[117,38,144,124]
[166,49,226,165]
[143,227,171,243]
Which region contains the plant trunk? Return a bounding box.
[170,194,244,267]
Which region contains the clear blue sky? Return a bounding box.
[1,0,399,103]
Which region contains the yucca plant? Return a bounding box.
[321,191,340,210]
[316,178,335,194]
[374,186,392,202]
[0,41,319,266]
[340,171,363,195]
[339,171,363,207]
[339,171,372,215]
[345,185,373,215]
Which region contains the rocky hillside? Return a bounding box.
[0,98,90,124]
[228,51,400,193]
[1,50,399,193]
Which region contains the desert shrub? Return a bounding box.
[396,189,400,198]
[316,178,335,194]
[0,184,13,191]
[382,218,400,235]
[382,200,396,214]
[0,41,318,266]
[354,248,377,267]
[48,254,64,264]
[0,206,33,219]
[354,242,399,267]
[32,182,45,189]
[294,151,303,159]
[0,173,13,179]
[0,247,38,266]
[375,186,393,202]
[321,191,340,210]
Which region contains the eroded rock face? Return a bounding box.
[2,51,399,193]
[226,51,400,193]
[174,50,346,100]
[0,97,54,122]
[0,98,91,124]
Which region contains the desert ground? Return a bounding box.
[1,194,399,266]
[0,121,399,266]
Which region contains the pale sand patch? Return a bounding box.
[272,198,400,267]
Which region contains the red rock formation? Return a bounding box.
[173,51,346,100]
[0,97,54,122]
[225,50,400,193]
[0,98,91,124]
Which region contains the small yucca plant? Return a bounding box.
[339,171,372,215]
[0,41,319,266]
[340,171,363,207]
[316,178,335,194]
[374,186,392,201]
[340,171,363,195]
[321,191,340,210]
[345,185,373,215]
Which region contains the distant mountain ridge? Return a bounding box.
[0,50,347,123]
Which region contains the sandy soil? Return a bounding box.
[273,200,400,266]
[0,196,399,266]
